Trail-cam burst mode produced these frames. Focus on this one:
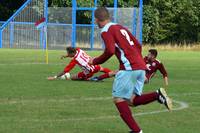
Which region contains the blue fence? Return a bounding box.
[0,0,143,50]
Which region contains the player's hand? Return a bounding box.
[47,76,57,80]
[89,57,94,65]
[60,55,66,60]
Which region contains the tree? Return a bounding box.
[0,0,26,21]
[1,0,199,44]
[143,5,160,44]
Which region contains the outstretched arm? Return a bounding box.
[92,32,115,65]
[158,63,168,86]
[47,59,76,80]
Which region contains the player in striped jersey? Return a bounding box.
[47,47,111,80]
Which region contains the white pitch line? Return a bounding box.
[2,100,188,122]
[0,92,199,105]
[0,97,112,105]
[0,92,194,122]
[169,92,200,96]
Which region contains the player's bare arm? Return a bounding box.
[159,63,168,86]
[47,71,69,80]
[60,55,68,60]
[47,47,77,80]
[164,76,169,86]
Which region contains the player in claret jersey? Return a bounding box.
[47,47,111,81]
[89,7,172,133]
[144,49,168,86]
[91,49,169,87]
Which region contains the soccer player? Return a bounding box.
[91,49,169,86]
[89,7,172,133]
[144,49,168,86]
[47,47,111,81]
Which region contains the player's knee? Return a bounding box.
[99,66,104,71]
[113,97,135,107]
[113,97,125,103]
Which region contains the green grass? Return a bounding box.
[0,48,200,133]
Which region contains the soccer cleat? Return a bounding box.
[129,130,143,133]
[157,88,173,111]
[89,77,103,82]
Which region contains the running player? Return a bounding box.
[144,49,168,85]
[91,49,169,86]
[89,7,172,133]
[47,47,111,81]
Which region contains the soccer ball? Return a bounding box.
[60,73,70,80]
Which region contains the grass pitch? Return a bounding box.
[0,49,200,133]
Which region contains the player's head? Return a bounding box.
[147,49,158,60]
[66,47,76,57]
[94,7,110,28]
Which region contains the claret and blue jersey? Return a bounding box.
[93,22,146,71]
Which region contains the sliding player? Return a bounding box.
[91,49,169,86]
[89,7,172,133]
[47,47,111,81]
[144,49,168,86]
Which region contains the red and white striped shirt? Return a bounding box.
[64,48,95,74]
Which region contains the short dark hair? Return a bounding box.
[66,47,76,55]
[149,49,158,57]
[94,7,110,21]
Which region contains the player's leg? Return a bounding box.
[99,65,111,73]
[90,67,117,81]
[128,70,172,110]
[95,70,116,81]
[114,98,141,133]
[84,72,95,80]
[128,70,159,106]
[112,71,142,133]
[56,72,85,81]
[90,65,110,81]
[74,70,97,81]
[71,72,87,80]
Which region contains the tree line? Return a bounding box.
[0,0,199,44]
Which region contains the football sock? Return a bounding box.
[132,92,159,106]
[98,73,110,80]
[101,68,111,73]
[115,101,141,132]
